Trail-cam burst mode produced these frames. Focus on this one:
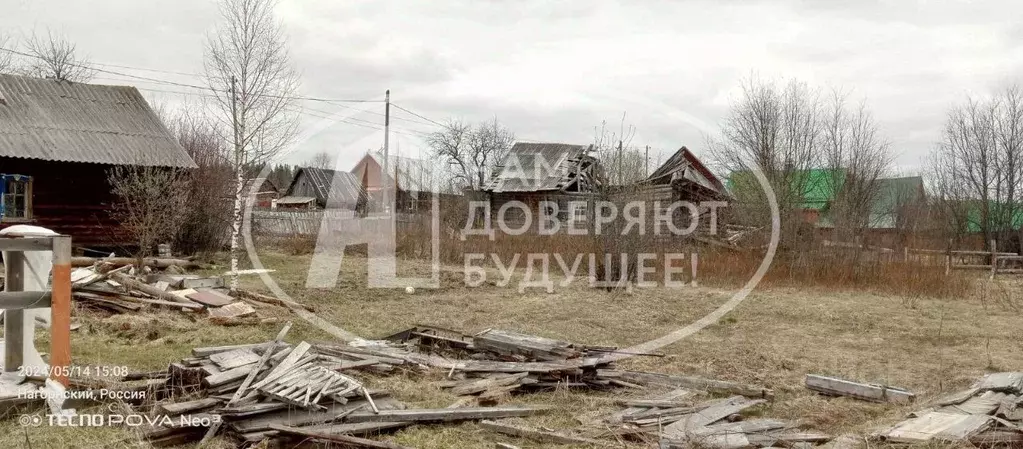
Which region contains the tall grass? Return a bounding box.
[255,216,973,299]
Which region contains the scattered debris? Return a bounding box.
[875,372,1023,444]
[68,259,308,326]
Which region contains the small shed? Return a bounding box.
[245,177,281,209]
[282,167,365,211]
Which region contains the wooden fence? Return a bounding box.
[251,210,356,235]
[825,238,1023,278]
[251,210,422,236]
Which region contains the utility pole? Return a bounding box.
[383,89,390,213]
[645,145,650,177]
[617,140,623,185]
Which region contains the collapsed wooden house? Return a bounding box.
[640,146,728,202]
[609,146,731,240]
[482,142,600,229]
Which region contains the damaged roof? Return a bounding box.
[0,74,196,168]
[484,142,595,193]
[646,146,726,197]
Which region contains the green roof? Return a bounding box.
[726,168,843,210]
[962,200,1023,233]
[727,170,926,229]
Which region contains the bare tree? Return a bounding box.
[708,76,827,245]
[822,90,893,240]
[305,151,334,169]
[21,30,94,82]
[929,86,1023,250]
[108,166,189,263]
[0,33,15,74]
[166,108,235,256]
[205,0,300,286]
[428,118,514,190]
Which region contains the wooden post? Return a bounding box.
[990,239,997,281]
[690,252,698,288]
[3,251,25,374]
[945,238,952,276]
[49,236,72,386]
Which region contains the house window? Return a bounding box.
[2,175,31,220]
[572,203,587,224]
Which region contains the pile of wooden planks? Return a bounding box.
[141,324,550,447]
[69,262,307,324]
[594,386,829,448]
[874,372,1023,445]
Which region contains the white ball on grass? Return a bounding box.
[405,286,415,294]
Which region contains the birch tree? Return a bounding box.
[205,0,299,286]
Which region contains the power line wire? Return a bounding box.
[390,103,447,127]
[0,46,382,103]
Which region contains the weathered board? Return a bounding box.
[881,411,991,443]
[805,374,914,404]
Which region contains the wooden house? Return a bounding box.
[482,142,599,230]
[350,150,457,213]
[279,167,366,211]
[244,177,280,209]
[0,74,196,246]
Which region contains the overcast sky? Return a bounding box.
[3,0,1021,174]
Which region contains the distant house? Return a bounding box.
[868,176,926,231]
[728,169,926,232]
[279,167,365,211]
[350,150,456,212]
[482,142,599,228]
[245,177,281,209]
[0,74,197,245]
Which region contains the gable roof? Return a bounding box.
[356,150,446,193]
[287,167,364,207]
[646,146,727,197]
[0,74,196,168]
[484,142,596,193]
[868,176,925,228]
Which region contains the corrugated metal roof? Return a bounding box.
[485,142,591,192]
[289,167,363,207]
[0,74,196,168]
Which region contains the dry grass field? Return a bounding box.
[1,248,1022,448]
